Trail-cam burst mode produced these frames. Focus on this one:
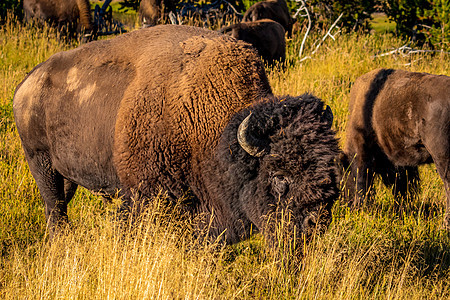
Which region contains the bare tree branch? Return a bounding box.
[371,44,450,58]
[221,0,243,16]
[298,11,343,62]
[311,12,343,55]
[294,0,311,58]
[168,11,177,25]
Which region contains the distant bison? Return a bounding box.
[23,0,96,41]
[243,0,294,37]
[341,68,450,228]
[219,19,286,66]
[139,0,176,27]
[14,25,340,244]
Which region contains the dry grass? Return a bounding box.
[1,15,449,299]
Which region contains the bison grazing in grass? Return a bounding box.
[23,0,96,41]
[14,25,340,244]
[341,68,450,228]
[243,0,294,37]
[219,19,286,66]
[139,0,175,27]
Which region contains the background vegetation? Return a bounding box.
[1,3,449,299]
[383,0,450,49]
[115,0,450,49]
[0,0,21,24]
[2,0,448,49]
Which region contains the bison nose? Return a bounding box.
[302,210,331,235]
[302,213,317,233]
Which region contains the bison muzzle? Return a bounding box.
[14,25,340,245]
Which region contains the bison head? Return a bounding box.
[218,94,340,243]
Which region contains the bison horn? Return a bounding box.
[237,113,267,157]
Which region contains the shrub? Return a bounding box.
[383,0,450,50]
[299,0,378,32]
[420,0,450,50]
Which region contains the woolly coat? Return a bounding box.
[14,25,340,242]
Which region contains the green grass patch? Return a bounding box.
[371,12,396,34]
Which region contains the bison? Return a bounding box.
[14,25,340,244]
[23,0,96,41]
[139,0,176,27]
[341,68,450,228]
[219,19,286,66]
[243,0,294,37]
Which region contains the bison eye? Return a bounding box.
[272,172,290,196]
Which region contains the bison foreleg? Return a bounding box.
[354,161,375,207]
[345,156,374,208]
[422,117,450,229]
[434,160,450,230]
[444,179,450,230]
[396,166,420,200]
[380,166,420,200]
[340,152,374,207]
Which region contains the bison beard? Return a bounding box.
[209,95,340,242]
[13,25,339,246]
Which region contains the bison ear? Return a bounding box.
[237,113,269,157]
[321,105,333,128]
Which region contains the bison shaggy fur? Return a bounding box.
[243,0,294,37]
[23,0,95,41]
[14,25,340,244]
[341,68,450,228]
[219,19,286,66]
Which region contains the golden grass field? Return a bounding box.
[0,11,449,299]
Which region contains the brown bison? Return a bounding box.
[243,0,294,37]
[219,19,286,66]
[341,68,450,228]
[23,0,96,41]
[14,25,340,244]
[139,0,176,27]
